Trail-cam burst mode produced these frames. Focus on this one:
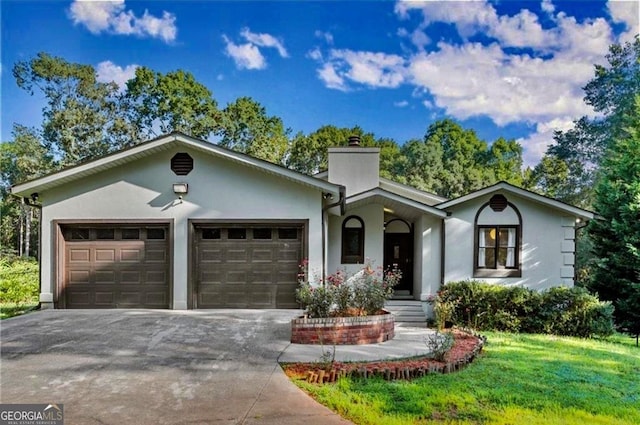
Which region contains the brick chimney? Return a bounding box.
[328,135,380,196]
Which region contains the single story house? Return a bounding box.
[11,132,595,310]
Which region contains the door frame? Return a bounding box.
[53,219,174,309]
[383,218,414,294]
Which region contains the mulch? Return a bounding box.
[281,329,486,383]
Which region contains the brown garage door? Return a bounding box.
[62,226,170,308]
[194,225,303,308]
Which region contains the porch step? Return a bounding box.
[385,300,427,328]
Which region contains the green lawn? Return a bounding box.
[1,302,39,319]
[293,332,640,425]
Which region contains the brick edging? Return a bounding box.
[301,330,486,384]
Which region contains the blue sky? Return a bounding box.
[1,0,638,166]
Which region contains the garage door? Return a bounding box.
[194,225,303,308]
[62,226,170,308]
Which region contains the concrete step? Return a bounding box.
[385,299,427,326]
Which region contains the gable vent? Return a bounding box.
[489,194,508,212]
[171,153,193,176]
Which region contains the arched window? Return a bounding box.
[342,216,364,264]
[474,195,522,278]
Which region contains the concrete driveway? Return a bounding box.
[0,310,351,425]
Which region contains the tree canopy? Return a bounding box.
[587,95,640,343]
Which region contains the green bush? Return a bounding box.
[0,257,39,306]
[431,280,614,338]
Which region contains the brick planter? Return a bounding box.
[291,311,395,345]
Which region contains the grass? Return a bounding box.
[292,332,640,425]
[0,302,39,319]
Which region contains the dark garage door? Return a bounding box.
[194,225,303,308]
[62,226,170,308]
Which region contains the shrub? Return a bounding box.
[430,280,614,338]
[295,261,402,318]
[0,257,39,306]
[425,330,454,362]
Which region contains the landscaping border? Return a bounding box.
[283,329,486,384]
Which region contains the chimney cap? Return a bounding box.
[348,135,361,146]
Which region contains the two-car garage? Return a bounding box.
[59,222,304,309]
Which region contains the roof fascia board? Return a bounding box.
[12,133,340,196]
[437,182,595,219]
[379,177,448,203]
[347,188,447,218]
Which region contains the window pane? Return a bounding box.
[345,229,362,256]
[228,228,246,239]
[481,228,496,247]
[253,228,272,240]
[96,228,115,240]
[278,228,298,240]
[202,228,220,239]
[69,229,90,240]
[147,228,166,240]
[122,228,140,240]
[344,218,363,228]
[499,228,516,247]
[484,248,496,268]
[497,248,508,267]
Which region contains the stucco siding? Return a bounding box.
[327,203,384,276]
[443,191,577,290]
[39,147,324,309]
[414,214,442,300]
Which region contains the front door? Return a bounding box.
[384,233,413,293]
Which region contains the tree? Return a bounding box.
[547,37,640,206]
[13,52,127,166]
[0,125,54,257]
[124,67,220,140]
[527,155,589,206]
[486,137,524,186]
[587,96,640,344]
[217,97,288,164]
[286,126,376,174]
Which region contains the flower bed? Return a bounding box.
[291,310,394,345]
[283,329,486,384]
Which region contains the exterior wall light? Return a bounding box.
[173,183,188,199]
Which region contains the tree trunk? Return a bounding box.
[25,206,31,257]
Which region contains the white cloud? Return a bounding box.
[307,47,323,61]
[223,28,288,70]
[223,35,266,70]
[310,49,406,90]
[607,0,640,43]
[518,118,575,166]
[240,28,288,57]
[541,0,555,15]
[95,60,138,90]
[394,100,409,107]
[317,63,347,91]
[68,0,177,43]
[315,30,334,45]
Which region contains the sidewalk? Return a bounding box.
[279,325,437,363]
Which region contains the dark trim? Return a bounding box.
[188,219,309,309]
[341,215,365,264]
[472,201,523,278]
[441,218,446,285]
[53,219,174,309]
[384,218,412,233]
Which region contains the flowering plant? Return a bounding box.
[295,260,402,318]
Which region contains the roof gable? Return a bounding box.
[11,132,342,197]
[437,181,596,220]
